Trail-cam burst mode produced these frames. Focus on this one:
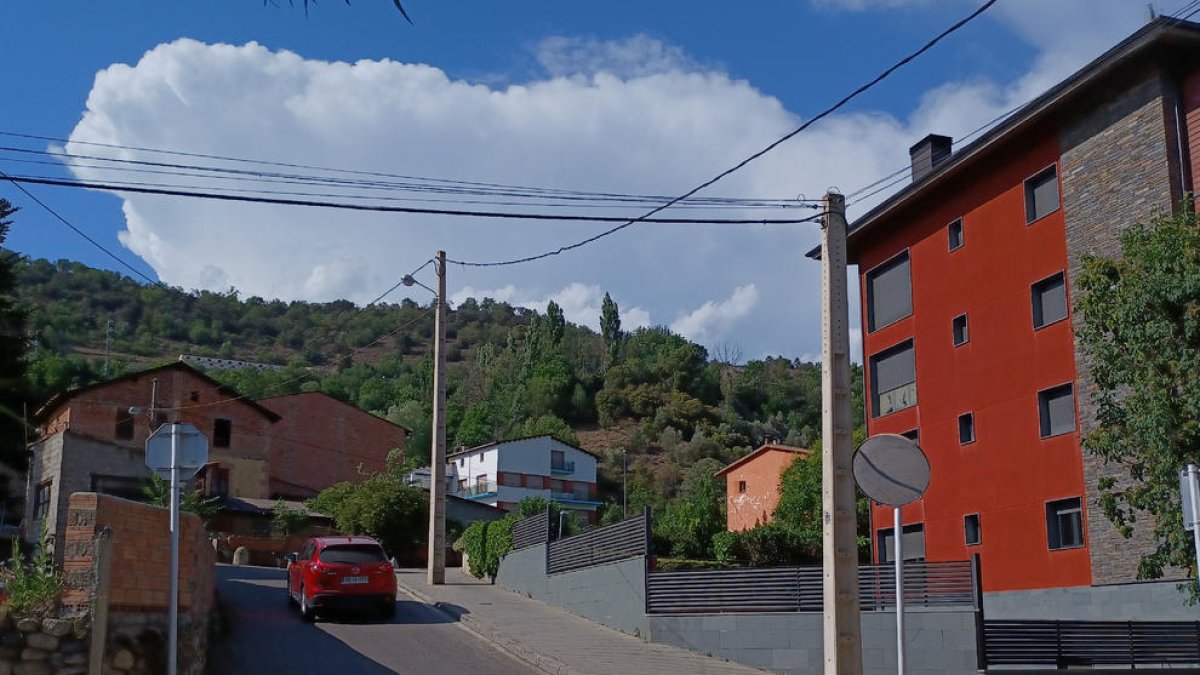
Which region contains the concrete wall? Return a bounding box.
[649,608,979,675]
[27,431,153,564]
[495,543,650,638]
[1060,70,1184,585]
[984,578,1196,620]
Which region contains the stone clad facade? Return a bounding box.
[1060,70,1187,584]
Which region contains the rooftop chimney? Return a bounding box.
[909,134,953,183]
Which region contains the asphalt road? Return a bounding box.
[212,565,535,675]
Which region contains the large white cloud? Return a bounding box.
[449,282,651,331]
[670,285,760,344]
[64,5,1148,358]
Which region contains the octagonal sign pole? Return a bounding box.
[145,423,208,675]
[853,434,930,675]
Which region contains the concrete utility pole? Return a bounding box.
[820,192,864,674]
[427,251,448,585]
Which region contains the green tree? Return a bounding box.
[1075,205,1200,593]
[773,434,870,562]
[308,467,427,558]
[0,201,29,470]
[600,292,622,369]
[142,475,220,525]
[654,457,726,558]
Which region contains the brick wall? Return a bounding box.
[61,492,215,615]
[1060,71,1183,584]
[62,493,215,675]
[257,392,406,498]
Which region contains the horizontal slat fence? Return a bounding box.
[511,512,550,551]
[646,561,975,615]
[546,510,648,574]
[983,620,1200,667]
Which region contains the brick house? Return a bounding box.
[717,442,810,532]
[27,362,280,561]
[446,435,601,523]
[257,391,408,499]
[811,18,1200,594]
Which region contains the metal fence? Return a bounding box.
[546,508,649,575]
[645,560,976,615]
[511,512,550,551]
[982,620,1200,668]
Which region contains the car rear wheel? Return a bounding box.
[299,585,316,622]
[381,599,396,620]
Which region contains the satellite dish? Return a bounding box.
[853,434,930,507]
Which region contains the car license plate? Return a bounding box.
[342,576,368,585]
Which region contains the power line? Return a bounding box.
[0,174,823,225]
[446,0,1000,268]
[0,168,160,285]
[0,133,815,208]
[845,102,1024,203]
[0,153,803,211]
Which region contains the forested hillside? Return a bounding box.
[16,257,865,520]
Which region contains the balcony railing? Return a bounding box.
[460,480,496,497]
[550,460,575,475]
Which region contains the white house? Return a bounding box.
[446,435,601,523]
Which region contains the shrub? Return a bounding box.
[4,535,63,618]
[459,521,489,579]
[712,530,744,564]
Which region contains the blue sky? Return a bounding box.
[0,1,1161,360]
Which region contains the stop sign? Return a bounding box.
[145,423,209,480]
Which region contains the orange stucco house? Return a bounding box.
[717,442,810,531]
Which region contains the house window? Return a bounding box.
[865,252,912,332]
[1025,165,1060,223]
[1046,497,1084,550]
[114,409,135,441]
[958,413,975,444]
[500,472,521,487]
[738,480,747,494]
[901,429,919,443]
[1032,272,1068,329]
[33,481,52,522]
[551,450,566,470]
[948,219,964,251]
[1038,384,1076,438]
[964,514,981,546]
[213,418,232,448]
[572,484,589,500]
[549,479,564,492]
[457,478,468,491]
[877,523,926,563]
[459,457,465,467]
[952,314,969,347]
[869,340,916,418]
[189,391,199,402]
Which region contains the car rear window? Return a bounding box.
[318,544,387,564]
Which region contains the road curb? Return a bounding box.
[396,582,581,675]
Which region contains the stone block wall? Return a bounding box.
[61,493,216,675]
[1060,70,1185,585]
[0,616,89,675]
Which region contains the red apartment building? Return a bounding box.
[823,18,1200,592]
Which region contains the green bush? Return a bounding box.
[711,530,743,564]
[4,535,63,618]
[459,520,489,579]
[482,516,516,581]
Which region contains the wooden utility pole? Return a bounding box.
[821,192,863,674]
[427,251,448,585]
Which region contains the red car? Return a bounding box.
[286,536,397,621]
